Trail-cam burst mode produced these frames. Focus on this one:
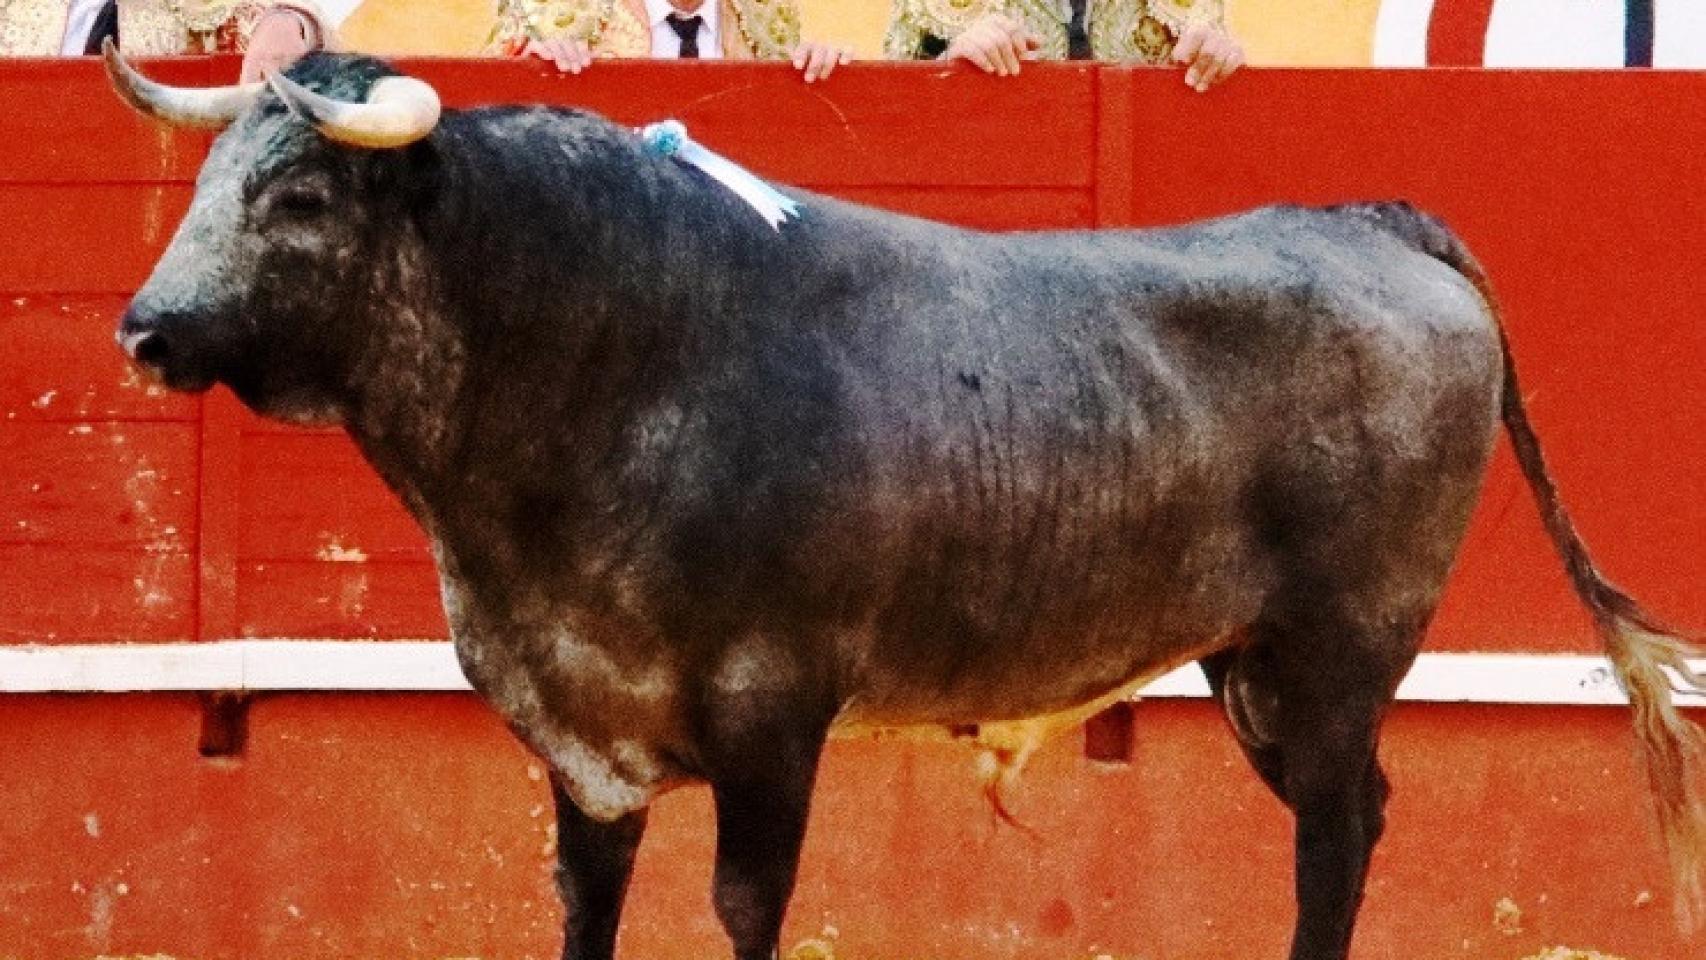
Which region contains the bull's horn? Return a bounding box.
[102,38,260,129]
[265,70,441,149]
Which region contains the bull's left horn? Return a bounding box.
[266,71,441,149]
[103,38,260,129]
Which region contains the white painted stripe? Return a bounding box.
[235,640,470,691]
[1372,0,1436,68]
[0,643,1700,707]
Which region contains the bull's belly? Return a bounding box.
[830,632,1234,764]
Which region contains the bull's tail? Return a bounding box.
[1506,326,1706,929]
[1348,200,1706,926]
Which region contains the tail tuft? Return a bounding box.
[1600,602,1706,928]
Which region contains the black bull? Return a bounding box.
[104,50,1705,960]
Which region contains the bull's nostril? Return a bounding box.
[130,331,171,367]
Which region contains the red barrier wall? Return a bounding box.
[1,58,1703,959]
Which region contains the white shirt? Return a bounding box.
[60,0,109,55]
[645,0,722,60]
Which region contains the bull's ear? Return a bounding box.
[266,70,441,149]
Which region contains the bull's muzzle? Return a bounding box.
[116,325,161,366]
[116,309,170,373]
[116,308,214,392]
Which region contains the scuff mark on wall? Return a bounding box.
[315,535,369,563]
[142,185,167,248]
[114,436,179,615]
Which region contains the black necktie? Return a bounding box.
[1067,0,1092,60]
[81,0,121,55]
[666,13,702,59]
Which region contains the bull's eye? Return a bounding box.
[271,186,331,218]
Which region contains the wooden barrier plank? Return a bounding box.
[407,59,1098,188]
[238,434,429,564]
[0,421,196,548]
[0,695,232,956]
[0,295,195,422]
[215,695,554,959]
[0,695,1692,959]
[0,545,193,643]
[0,58,211,182]
[236,560,445,639]
[199,390,243,643]
[0,183,192,292]
[1092,68,1137,228]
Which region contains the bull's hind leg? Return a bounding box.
[1201,614,1419,960]
[552,781,648,960]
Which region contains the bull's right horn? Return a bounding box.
[265,70,441,149]
[103,38,260,129]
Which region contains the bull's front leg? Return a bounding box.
[553,780,648,960]
[699,657,837,960]
[708,765,821,960]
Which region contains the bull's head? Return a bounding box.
[107,41,442,423]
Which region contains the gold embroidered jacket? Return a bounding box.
[0,0,333,55]
[490,0,801,60]
[884,0,1224,63]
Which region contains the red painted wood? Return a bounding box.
[0,296,196,422]
[0,696,1694,958]
[0,183,193,293]
[238,433,431,563]
[0,695,221,953]
[198,390,243,641]
[407,59,1098,188]
[0,421,195,546]
[0,57,212,182]
[236,560,446,638]
[1093,68,1136,228]
[0,546,193,642]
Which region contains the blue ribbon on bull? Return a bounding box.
[640,120,801,231]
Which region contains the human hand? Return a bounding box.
[941,14,1040,77]
[524,36,596,75]
[1172,22,1244,93]
[239,8,315,83]
[791,40,853,83]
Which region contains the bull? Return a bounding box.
[104,45,1704,960]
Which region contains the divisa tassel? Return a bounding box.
[639,119,801,231]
